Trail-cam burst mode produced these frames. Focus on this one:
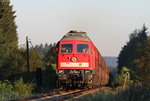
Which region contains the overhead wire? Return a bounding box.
[29,41,43,60]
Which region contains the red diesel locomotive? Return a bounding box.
[56,30,110,88]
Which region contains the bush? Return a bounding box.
[0,80,14,100]
[113,67,132,87]
[13,78,35,96]
[0,78,35,100]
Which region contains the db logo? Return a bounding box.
[71,57,77,62]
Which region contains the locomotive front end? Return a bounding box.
[56,31,95,88]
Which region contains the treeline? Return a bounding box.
[117,25,150,87]
[32,43,56,64]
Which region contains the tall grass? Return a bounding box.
[70,87,150,101]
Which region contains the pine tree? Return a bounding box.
[0,0,18,46]
[132,38,150,87]
[118,25,148,72]
[44,43,56,65]
[118,25,150,87]
[0,0,19,80]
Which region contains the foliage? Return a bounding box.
[13,78,35,96]
[28,49,44,71]
[30,43,57,67]
[44,43,57,65]
[0,0,18,46]
[118,25,150,87]
[118,25,148,72]
[0,78,34,100]
[0,0,19,80]
[0,48,23,80]
[33,43,50,56]
[132,38,150,87]
[113,67,132,87]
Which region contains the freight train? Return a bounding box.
[56,30,110,88]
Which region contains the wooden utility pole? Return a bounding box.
[26,36,30,73]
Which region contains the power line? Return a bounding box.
[29,41,43,60]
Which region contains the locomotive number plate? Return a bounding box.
[61,62,89,67]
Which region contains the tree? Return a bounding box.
[28,50,44,71]
[118,25,150,87]
[0,0,18,46]
[33,43,50,57]
[0,0,19,80]
[118,25,148,72]
[132,38,150,87]
[44,43,56,66]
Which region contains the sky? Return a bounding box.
[10,0,150,56]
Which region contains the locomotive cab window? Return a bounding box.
[77,44,89,53]
[61,44,72,53]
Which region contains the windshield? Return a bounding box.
[77,44,89,53]
[61,44,72,53]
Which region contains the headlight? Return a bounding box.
[57,70,64,74]
[85,70,92,74]
[85,70,94,74]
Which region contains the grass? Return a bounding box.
[70,87,150,101]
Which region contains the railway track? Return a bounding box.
[7,87,105,101]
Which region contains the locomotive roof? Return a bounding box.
[60,30,91,41]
